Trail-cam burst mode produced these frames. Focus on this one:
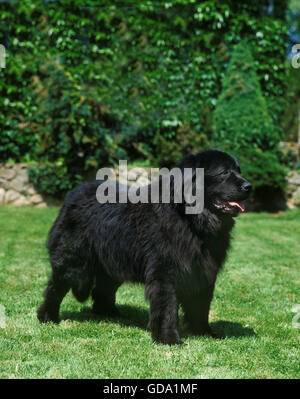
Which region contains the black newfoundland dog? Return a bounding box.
[37,149,251,345]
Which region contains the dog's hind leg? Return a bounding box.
[37,271,70,324]
[91,270,121,317]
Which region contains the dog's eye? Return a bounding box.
[209,170,231,178]
[222,170,230,176]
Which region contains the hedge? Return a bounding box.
[0,0,288,197]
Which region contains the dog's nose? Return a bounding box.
[242,182,252,192]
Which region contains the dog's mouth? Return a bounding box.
[213,199,245,213]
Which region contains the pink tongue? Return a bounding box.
[228,202,245,212]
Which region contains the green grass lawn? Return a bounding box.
[0,206,299,379]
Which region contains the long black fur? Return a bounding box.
[37,149,251,345]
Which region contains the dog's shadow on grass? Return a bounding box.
[61,304,149,330]
[61,306,255,339]
[209,320,255,339]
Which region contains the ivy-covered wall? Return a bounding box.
[0,0,287,157]
[0,0,288,199]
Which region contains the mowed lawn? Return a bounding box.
[0,206,299,379]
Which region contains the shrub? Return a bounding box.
[281,64,300,142]
[213,41,287,206]
[135,123,210,168]
[28,62,129,196]
[213,41,279,149]
[0,2,289,201]
[236,148,287,191]
[28,161,80,199]
[0,1,288,166]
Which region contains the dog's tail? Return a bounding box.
[71,268,94,303]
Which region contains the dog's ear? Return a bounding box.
[175,154,196,170]
[150,153,204,210]
[172,153,196,207]
[171,166,204,216]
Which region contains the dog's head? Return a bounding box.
[177,149,252,217]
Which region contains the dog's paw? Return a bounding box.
[152,328,184,346]
[37,304,59,324]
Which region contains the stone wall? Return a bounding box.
[0,163,151,207]
[0,163,300,210]
[0,164,47,207]
[286,171,300,209]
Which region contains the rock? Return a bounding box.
[0,168,16,180]
[293,187,300,206]
[8,176,27,193]
[0,188,5,205]
[13,195,31,206]
[36,202,47,208]
[5,189,20,204]
[30,194,44,205]
[1,180,11,191]
[286,171,300,209]
[18,169,29,184]
[0,163,57,207]
[288,171,300,186]
[19,163,30,169]
[26,186,37,195]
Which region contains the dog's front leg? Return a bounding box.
[180,284,215,337]
[145,280,183,345]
